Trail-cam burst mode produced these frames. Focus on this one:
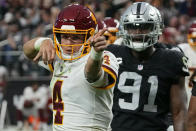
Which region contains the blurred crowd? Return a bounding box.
[0,0,196,78]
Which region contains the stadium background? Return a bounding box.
[0,0,195,130]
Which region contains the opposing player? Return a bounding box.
[180,21,196,131]
[23,4,119,131]
[106,2,189,131]
[103,17,119,44]
[178,21,196,106]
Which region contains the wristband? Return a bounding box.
[90,47,103,60]
[34,37,52,51]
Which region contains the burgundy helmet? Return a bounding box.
[53,3,98,60]
[54,4,97,30]
[97,19,106,30]
[188,21,196,46]
[103,17,119,44]
[104,17,119,31]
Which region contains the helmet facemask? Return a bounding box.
[104,30,118,44]
[103,17,119,44]
[187,21,196,46]
[53,26,95,61]
[123,23,159,52]
[53,4,97,61]
[188,34,196,51]
[188,35,196,46]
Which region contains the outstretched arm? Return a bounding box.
[23,37,55,64]
[170,76,187,131]
[85,28,108,86]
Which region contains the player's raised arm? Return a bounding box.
[84,28,108,84]
[23,37,55,64]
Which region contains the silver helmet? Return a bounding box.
[121,2,163,51]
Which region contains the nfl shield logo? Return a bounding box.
[137,64,143,70]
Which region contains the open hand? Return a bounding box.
[33,39,56,64]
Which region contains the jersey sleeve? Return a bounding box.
[88,51,119,89]
[169,50,189,77]
[101,51,119,89]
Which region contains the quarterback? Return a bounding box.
[23,4,118,131]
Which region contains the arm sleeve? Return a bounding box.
[172,51,189,77]
[88,51,119,89]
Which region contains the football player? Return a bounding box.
[103,17,119,44]
[23,4,119,131]
[180,21,196,131]
[178,21,196,106]
[16,82,48,130]
[106,2,189,131]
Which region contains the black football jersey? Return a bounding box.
[192,81,196,96]
[106,44,189,131]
